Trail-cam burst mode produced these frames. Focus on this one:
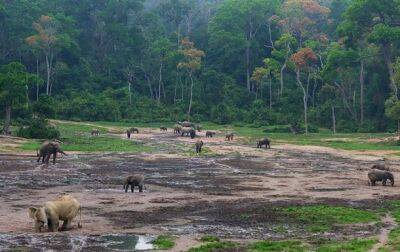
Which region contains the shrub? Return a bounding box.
[17,117,60,139]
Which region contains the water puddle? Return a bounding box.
[0,233,154,251]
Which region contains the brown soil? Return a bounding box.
[2,128,400,251]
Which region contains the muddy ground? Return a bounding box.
[1,129,400,251]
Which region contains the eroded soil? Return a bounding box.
[1,129,400,251]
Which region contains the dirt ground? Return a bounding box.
[1,128,400,251]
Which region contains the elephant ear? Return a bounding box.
[28,207,37,219]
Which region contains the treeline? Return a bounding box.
[1,0,400,133]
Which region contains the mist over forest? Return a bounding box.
[1,0,399,133]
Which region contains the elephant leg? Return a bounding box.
[139,185,143,192]
[131,185,134,193]
[45,154,51,164]
[48,217,59,232]
[60,219,72,231]
[53,153,57,164]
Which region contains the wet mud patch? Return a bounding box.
[105,198,381,239]
[308,187,355,192]
[0,233,154,251]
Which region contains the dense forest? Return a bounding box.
[1,0,400,134]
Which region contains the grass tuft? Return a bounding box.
[151,235,175,250]
[248,240,310,252]
[188,241,238,252]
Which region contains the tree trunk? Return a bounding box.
[296,69,308,134]
[36,58,40,101]
[280,62,286,96]
[158,61,163,102]
[246,44,251,91]
[128,81,132,105]
[2,105,11,135]
[332,106,336,134]
[45,54,50,95]
[398,120,400,137]
[360,60,365,125]
[174,72,178,103]
[187,71,194,119]
[269,75,272,109]
[382,43,398,100]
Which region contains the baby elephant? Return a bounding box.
[225,133,234,141]
[368,170,394,186]
[257,138,271,149]
[160,126,167,132]
[28,195,82,232]
[91,129,100,136]
[195,140,204,153]
[123,175,145,193]
[206,131,216,138]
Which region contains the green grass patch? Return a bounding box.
[151,235,175,250]
[316,238,376,252]
[35,120,400,152]
[386,201,400,222]
[200,235,220,243]
[281,205,379,233]
[20,121,152,152]
[248,240,310,252]
[188,241,238,252]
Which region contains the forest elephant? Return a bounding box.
[181,127,196,139]
[123,175,145,193]
[160,126,167,132]
[225,133,234,141]
[206,131,216,138]
[178,121,195,128]
[130,128,139,134]
[368,170,394,186]
[195,140,204,153]
[28,195,82,232]
[257,138,271,149]
[37,141,67,164]
[91,129,100,136]
[174,124,182,134]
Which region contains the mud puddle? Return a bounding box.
[0,233,154,251]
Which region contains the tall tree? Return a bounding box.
[291,47,318,134]
[26,15,59,96]
[342,0,400,100]
[0,62,36,134]
[209,0,279,91]
[178,38,204,118]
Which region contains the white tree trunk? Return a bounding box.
[296,69,308,134]
[188,71,194,119]
[360,60,365,125]
[246,44,251,91]
[332,106,336,134]
[36,58,40,101]
[45,54,50,95]
[3,105,11,135]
